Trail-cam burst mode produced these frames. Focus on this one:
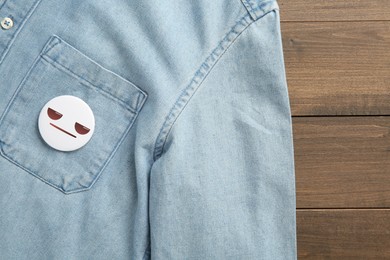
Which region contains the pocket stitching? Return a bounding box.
[0,36,147,194]
[0,34,55,126]
[43,35,148,112]
[0,106,140,194]
[40,55,140,115]
[0,145,80,193]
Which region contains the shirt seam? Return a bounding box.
[152,12,255,161]
[153,4,278,162]
[241,0,277,20]
[147,5,278,258]
[142,242,151,260]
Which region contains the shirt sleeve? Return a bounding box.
[149,7,297,260]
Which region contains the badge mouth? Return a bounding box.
[50,123,77,138]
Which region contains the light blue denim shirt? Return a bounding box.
[0,0,296,259]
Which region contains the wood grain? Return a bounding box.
[278,1,390,258]
[293,116,390,208]
[297,209,390,259]
[282,21,390,116]
[278,0,390,21]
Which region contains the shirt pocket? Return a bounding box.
[0,35,147,194]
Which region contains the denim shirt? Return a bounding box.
[0,0,296,259]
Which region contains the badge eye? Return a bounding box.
[75,122,90,135]
[47,107,63,120]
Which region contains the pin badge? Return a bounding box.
[38,95,95,151]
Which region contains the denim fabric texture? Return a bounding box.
[0,0,296,259]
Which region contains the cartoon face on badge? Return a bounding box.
[38,95,95,152]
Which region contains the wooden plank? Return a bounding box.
[282,21,390,116]
[297,209,390,259]
[293,116,390,208]
[278,0,390,21]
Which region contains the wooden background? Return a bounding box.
[278,0,390,258]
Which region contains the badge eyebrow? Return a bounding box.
[75,122,90,135]
[47,107,63,120]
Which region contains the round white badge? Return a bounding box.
[38,95,95,152]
